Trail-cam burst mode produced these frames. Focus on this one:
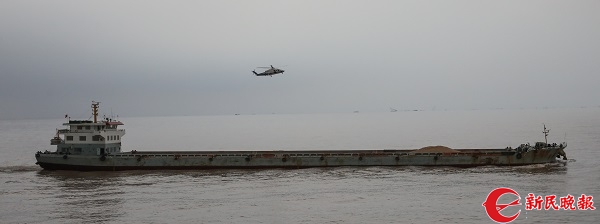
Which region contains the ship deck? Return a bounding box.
[118,148,511,157]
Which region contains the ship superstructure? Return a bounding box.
[45,102,125,160]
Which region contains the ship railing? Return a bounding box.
[108,152,500,159]
[50,138,64,145]
[113,153,409,158]
[61,130,95,133]
[58,129,125,134]
[38,150,58,155]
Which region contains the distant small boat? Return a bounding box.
[390,108,398,112]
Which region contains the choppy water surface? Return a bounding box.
[1,108,599,223]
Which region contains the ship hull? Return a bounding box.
[35,147,564,171]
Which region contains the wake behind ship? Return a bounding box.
[35,102,567,171]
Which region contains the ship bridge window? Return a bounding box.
[92,136,101,141]
[77,126,83,130]
[117,135,120,140]
[79,136,86,141]
[66,136,73,141]
[85,126,91,130]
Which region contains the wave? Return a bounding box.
[0,165,42,173]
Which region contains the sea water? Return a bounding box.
[1,108,599,223]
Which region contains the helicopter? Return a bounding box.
[252,65,284,77]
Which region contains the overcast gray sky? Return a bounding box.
[1,0,599,119]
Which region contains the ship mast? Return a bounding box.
[543,124,550,144]
[92,101,100,123]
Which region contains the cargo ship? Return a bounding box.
[35,102,567,171]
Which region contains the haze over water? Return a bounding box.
[2,1,599,120]
[1,108,599,223]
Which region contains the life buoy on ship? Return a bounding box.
[516,153,522,159]
[358,156,363,161]
[320,156,325,161]
[395,156,400,161]
[63,155,68,159]
[100,155,106,161]
[282,157,287,162]
[245,157,251,162]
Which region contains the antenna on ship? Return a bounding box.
[92,101,100,123]
[543,124,550,144]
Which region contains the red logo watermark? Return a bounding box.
[482,187,522,223]
[482,188,595,223]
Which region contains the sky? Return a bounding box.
[1,0,599,120]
